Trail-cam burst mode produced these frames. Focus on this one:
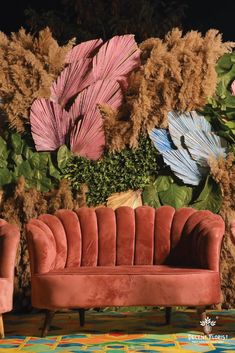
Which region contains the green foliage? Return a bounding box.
[142,182,161,208]
[203,51,235,144]
[159,183,192,209]
[57,145,72,170]
[143,176,193,209]
[0,132,63,192]
[142,175,222,213]
[64,137,158,206]
[190,176,222,213]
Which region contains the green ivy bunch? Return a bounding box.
[63,137,159,206]
[0,132,64,192]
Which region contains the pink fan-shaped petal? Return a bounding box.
[92,35,141,83]
[70,80,122,160]
[65,39,103,63]
[231,80,235,96]
[50,58,93,107]
[71,112,105,160]
[30,98,70,151]
[50,35,140,108]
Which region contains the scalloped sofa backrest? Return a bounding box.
[26,205,224,274]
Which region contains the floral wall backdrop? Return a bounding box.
[0,23,234,309]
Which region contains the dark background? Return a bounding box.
[0,0,234,41]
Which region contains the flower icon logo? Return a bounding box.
[200,316,216,334]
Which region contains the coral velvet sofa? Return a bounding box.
[0,219,20,338]
[26,206,225,336]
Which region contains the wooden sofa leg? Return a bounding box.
[41,310,56,337]
[165,307,172,325]
[78,309,85,327]
[0,314,4,339]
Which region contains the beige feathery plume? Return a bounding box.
[0,27,74,132]
[102,28,235,151]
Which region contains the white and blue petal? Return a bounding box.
[168,111,211,148]
[162,149,204,186]
[149,128,175,153]
[184,130,227,166]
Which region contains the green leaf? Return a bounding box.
[190,176,222,213]
[217,54,232,71]
[57,145,72,170]
[11,153,23,166]
[25,176,52,192]
[29,152,49,170]
[142,182,161,208]
[159,183,193,209]
[39,153,49,170]
[0,159,8,168]
[0,137,9,167]
[0,168,12,186]
[37,177,52,192]
[17,161,33,178]
[22,145,34,159]
[48,155,61,179]
[10,133,24,154]
[0,137,8,156]
[33,169,43,180]
[224,94,235,108]
[29,153,38,169]
[155,175,172,192]
[225,121,235,129]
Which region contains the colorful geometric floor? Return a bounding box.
[0,309,234,352]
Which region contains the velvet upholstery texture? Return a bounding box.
[26,206,225,310]
[0,220,20,313]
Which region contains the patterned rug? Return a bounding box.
[0,309,234,352]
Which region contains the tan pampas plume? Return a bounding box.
[102,28,234,151]
[0,27,74,132]
[47,179,77,213]
[209,153,235,308]
[209,153,235,207]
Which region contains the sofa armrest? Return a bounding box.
[26,221,56,275]
[190,217,225,271]
[169,215,225,271]
[0,223,20,278]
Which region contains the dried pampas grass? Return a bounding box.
[0,27,74,132]
[209,153,235,308]
[102,28,234,150]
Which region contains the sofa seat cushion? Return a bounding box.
[31,265,221,309]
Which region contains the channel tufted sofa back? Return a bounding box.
[26,205,224,274]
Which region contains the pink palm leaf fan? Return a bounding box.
[50,39,104,107]
[31,39,104,150]
[69,80,123,160]
[30,35,141,160]
[68,35,141,160]
[30,99,70,151]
